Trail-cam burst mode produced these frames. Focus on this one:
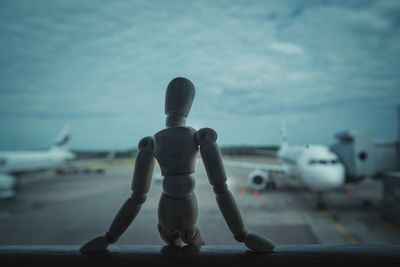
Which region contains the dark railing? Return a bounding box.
[1,245,400,266]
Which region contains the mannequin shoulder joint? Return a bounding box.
[138,136,154,153]
[196,128,217,146]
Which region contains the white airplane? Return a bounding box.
[225,124,345,209]
[0,126,75,199]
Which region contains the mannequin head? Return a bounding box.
[165,77,195,127]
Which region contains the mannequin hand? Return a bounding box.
[80,236,110,254]
[243,233,274,252]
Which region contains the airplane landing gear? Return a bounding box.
[266,179,277,190]
[315,192,326,210]
[362,199,373,209]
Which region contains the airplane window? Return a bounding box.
[309,160,317,165]
[309,160,337,165]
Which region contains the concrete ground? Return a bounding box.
[0,156,400,246]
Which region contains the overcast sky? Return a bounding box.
[0,0,399,150]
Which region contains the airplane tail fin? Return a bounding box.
[280,121,288,148]
[53,125,71,150]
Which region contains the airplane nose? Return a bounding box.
[325,167,345,189]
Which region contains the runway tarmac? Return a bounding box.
[1,156,399,247]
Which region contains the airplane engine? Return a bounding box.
[248,169,268,191]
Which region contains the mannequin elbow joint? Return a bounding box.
[130,193,147,204]
[213,183,228,195]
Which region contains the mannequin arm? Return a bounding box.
[197,128,274,252]
[80,137,155,254]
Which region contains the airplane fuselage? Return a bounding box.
[0,149,75,175]
[0,125,74,199]
[277,145,345,192]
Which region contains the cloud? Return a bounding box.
[0,0,399,149]
[269,42,303,55]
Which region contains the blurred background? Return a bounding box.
[0,0,399,246]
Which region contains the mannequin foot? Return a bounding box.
[80,236,110,254]
[243,233,274,252]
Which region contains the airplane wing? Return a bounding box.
[223,159,289,190]
[224,159,287,174]
[54,158,107,175]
